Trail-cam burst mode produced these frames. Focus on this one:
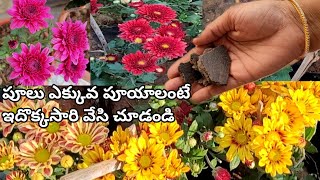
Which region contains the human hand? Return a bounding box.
[165,0,307,103]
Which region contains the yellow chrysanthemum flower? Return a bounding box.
[287,81,314,92]
[6,171,26,180]
[164,149,190,179]
[289,89,320,127]
[0,97,32,137]
[78,145,115,180]
[313,82,320,98]
[258,142,293,177]
[122,133,165,180]
[0,140,16,170]
[59,120,109,154]
[252,110,300,156]
[81,145,113,166]
[250,89,275,115]
[149,121,183,146]
[214,115,256,163]
[218,87,254,119]
[259,82,288,95]
[16,139,62,177]
[270,97,304,134]
[110,125,132,159]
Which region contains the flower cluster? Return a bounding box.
[215,82,320,177]
[6,0,89,85]
[118,3,187,75]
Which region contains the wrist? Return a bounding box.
[291,0,320,52]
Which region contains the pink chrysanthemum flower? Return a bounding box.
[118,18,154,43]
[157,25,185,39]
[7,43,54,86]
[55,54,89,84]
[90,0,103,15]
[136,4,177,24]
[7,0,54,34]
[144,36,187,60]
[52,20,89,63]
[122,51,159,75]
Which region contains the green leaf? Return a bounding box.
[190,148,208,160]
[229,155,240,171]
[305,141,318,154]
[107,62,124,73]
[177,173,188,180]
[210,158,217,168]
[195,112,212,129]
[305,127,317,141]
[188,120,198,137]
[176,138,191,153]
[191,0,203,6]
[136,73,157,83]
[261,66,293,81]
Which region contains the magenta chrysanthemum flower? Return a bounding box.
[136,4,177,24]
[122,51,158,75]
[52,20,89,63]
[157,25,185,39]
[7,43,54,86]
[7,0,54,34]
[55,54,89,84]
[90,0,103,15]
[8,40,18,49]
[119,18,154,43]
[144,36,187,60]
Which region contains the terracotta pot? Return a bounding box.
[0,18,10,27]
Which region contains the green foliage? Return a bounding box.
[261,66,293,81]
[305,126,317,141]
[305,141,318,154]
[90,60,157,88]
[229,155,240,171]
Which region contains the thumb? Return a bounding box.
[193,8,234,46]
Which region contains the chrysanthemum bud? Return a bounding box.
[212,166,231,180]
[60,155,74,168]
[245,159,255,169]
[209,102,218,110]
[8,40,18,49]
[202,131,213,142]
[188,137,197,148]
[192,163,200,173]
[12,132,23,142]
[31,172,44,180]
[120,0,131,4]
[298,137,307,148]
[244,82,256,94]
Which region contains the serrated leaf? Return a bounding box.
[188,120,198,137]
[305,141,318,154]
[107,62,124,73]
[305,127,316,141]
[190,148,208,160]
[136,73,157,83]
[229,155,240,171]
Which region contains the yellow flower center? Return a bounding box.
[268,149,281,162]
[171,23,177,27]
[234,131,248,145]
[137,60,146,66]
[11,106,19,114]
[107,56,115,61]
[160,132,170,142]
[134,38,143,44]
[34,148,50,163]
[77,133,92,146]
[231,101,242,111]
[0,156,9,164]
[13,178,22,180]
[266,131,281,142]
[139,155,152,168]
[46,122,60,134]
[153,11,161,15]
[161,44,170,49]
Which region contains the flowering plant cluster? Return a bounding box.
[0,0,89,86]
[0,96,190,180]
[90,1,188,88]
[171,81,320,179]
